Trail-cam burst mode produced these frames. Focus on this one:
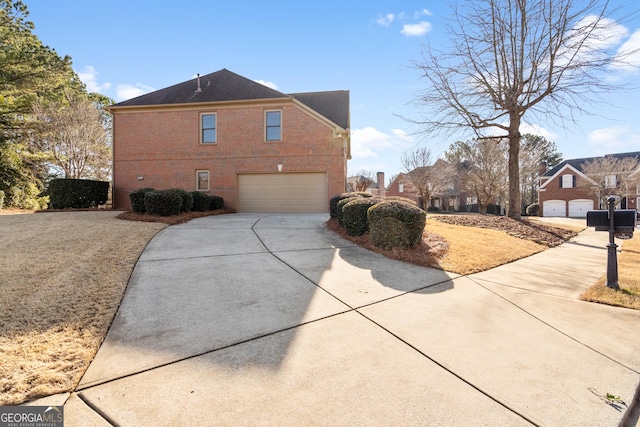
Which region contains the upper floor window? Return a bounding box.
[398,183,404,193]
[201,113,216,144]
[605,174,617,188]
[560,174,575,188]
[265,110,281,141]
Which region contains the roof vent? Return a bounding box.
[195,74,202,92]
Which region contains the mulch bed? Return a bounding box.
[116,208,235,225]
[429,214,578,247]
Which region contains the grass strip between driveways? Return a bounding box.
[580,235,640,310]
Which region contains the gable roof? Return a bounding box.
[543,151,640,177]
[109,68,350,130]
[112,69,289,107]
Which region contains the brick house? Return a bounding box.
[386,160,474,211]
[538,151,640,217]
[108,69,350,212]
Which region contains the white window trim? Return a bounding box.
[605,174,617,188]
[196,170,210,191]
[265,110,282,142]
[200,112,217,144]
[561,174,573,188]
[398,183,404,193]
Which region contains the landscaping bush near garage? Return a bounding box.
[525,203,540,216]
[129,188,156,213]
[342,197,382,236]
[144,190,183,216]
[191,191,211,211]
[329,192,372,219]
[47,178,109,209]
[368,200,427,249]
[169,188,194,212]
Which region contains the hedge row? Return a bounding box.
[129,188,224,216]
[332,193,426,249]
[47,178,109,209]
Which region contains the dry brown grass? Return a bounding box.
[328,215,547,275]
[580,235,640,309]
[427,219,546,274]
[0,211,166,405]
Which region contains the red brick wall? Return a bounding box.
[539,173,597,216]
[112,102,347,210]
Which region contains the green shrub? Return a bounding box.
[525,203,540,216]
[368,200,427,249]
[384,196,417,205]
[342,197,382,236]
[144,190,183,216]
[190,191,211,211]
[329,192,373,219]
[0,190,4,209]
[168,188,194,212]
[129,188,155,213]
[48,178,109,209]
[427,206,440,212]
[336,196,362,226]
[209,195,224,210]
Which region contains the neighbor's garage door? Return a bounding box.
[543,200,566,217]
[568,199,593,217]
[237,173,328,213]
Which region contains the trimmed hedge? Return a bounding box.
[190,191,211,211]
[385,196,417,205]
[368,200,426,249]
[336,196,362,226]
[48,178,109,209]
[329,192,373,219]
[144,190,183,216]
[209,195,224,210]
[169,188,194,212]
[342,197,383,236]
[525,203,540,216]
[129,188,155,213]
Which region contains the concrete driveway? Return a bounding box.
[60,213,640,426]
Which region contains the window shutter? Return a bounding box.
[572,175,576,188]
[559,177,563,188]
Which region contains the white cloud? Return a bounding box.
[77,65,112,94]
[376,13,395,27]
[614,29,640,72]
[414,9,432,18]
[351,127,414,159]
[587,126,640,152]
[116,83,155,101]
[401,21,432,37]
[519,123,559,141]
[254,79,279,90]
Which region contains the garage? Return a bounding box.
[543,200,566,217]
[237,173,328,213]
[568,199,594,217]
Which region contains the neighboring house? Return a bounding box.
[386,161,472,211]
[108,69,350,212]
[346,172,386,196]
[538,151,640,217]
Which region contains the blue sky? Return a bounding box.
[26,0,640,181]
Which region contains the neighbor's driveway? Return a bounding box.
[66,213,640,426]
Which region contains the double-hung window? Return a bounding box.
[265,110,281,141]
[196,170,210,191]
[201,113,216,144]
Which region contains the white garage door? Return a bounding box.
[568,199,593,217]
[543,200,566,217]
[238,173,328,213]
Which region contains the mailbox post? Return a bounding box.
[586,197,637,290]
[605,197,619,290]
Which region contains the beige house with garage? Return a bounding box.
[108,69,350,212]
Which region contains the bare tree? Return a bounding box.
[445,139,508,214]
[32,92,111,180]
[401,147,454,209]
[407,0,638,219]
[581,155,640,208]
[349,169,375,192]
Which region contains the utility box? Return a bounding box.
[586,209,637,234]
